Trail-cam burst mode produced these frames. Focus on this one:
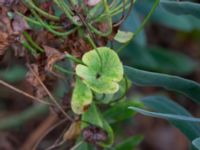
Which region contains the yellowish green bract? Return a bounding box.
[114,30,134,43]
[76,47,124,94]
[71,77,92,114]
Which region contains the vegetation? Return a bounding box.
[0,0,200,149]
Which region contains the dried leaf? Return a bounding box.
[0,0,18,7]
[0,31,9,55]
[43,45,65,73]
[0,133,15,150]
[63,36,92,58]
[12,14,29,33]
[63,121,81,141]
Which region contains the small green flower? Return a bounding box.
[76,47,123,94]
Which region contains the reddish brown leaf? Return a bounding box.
[63,121,81,141]
[43,45,65,73]
[0,31,9,55]
[11,14,29,33]
[0,0,18,7]
[63,35,92,58]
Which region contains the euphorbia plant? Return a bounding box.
[17,0,142,149]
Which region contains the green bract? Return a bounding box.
[114,30,134,43]
[71,77,93,115]
[76,47,124,94]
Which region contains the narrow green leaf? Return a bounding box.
[142,96,200,141]
[129,107,200,122]
[193,137,200,150]
[0,65,27,82]
[124,66,200,104]
[103,100,143,124]
[122,9,147,46]
[0,104,48,130]
[115,135,143,150]
[160,0,200,20]
[135,0,200,31]
[75,142,96,150]
[121,43,197,75]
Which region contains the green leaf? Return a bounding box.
[0,104,48,130]
[115,135,143,150]
[149,46,197,75]
[193,137,200,150]
[76,47,123,94]
[135,0,200,31]
[82,103,114,147]
[82,103,104,128]
[0,65,27,82]
[103,100,143,124]
[121,43,197,75]
[75,142,96,150]
[122,9,147,46]
[124,66,200,104]
[114,30,134,43]
[142,96,200,141]
[71,77,93,114]
[160,0,200,20]
[129,107,200,122]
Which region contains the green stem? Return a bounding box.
[117,0,160,52]
[88,0,112,37]
[133,0,160,39]
[110,0,128,15]
[86,35,103,71]
[54,64,75,75]
[23,31,44,53]
[17,12,63,29]
[21,40,37,55]
[31,9,78,36]
[65,53,85,65]
[23,0,59,21]
[54,0,81,26]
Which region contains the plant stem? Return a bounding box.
[23,31,44,53]
[23,0,59,21]
[28,65,73,121]
[54,64,75,75]
[117,0,160,52]
[0,79,51,105]
[65,53,85,65]
[70,141,83,150]
[88,0,112,37]
[30,9,78,36]
[21,40,37,55]
[54,0,81,26]
[86,35,103,71]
